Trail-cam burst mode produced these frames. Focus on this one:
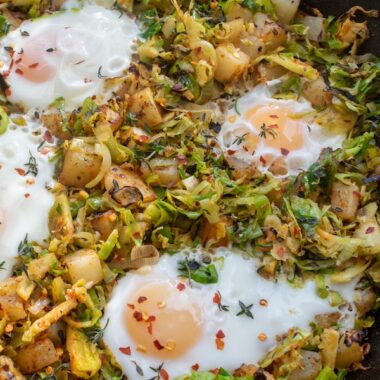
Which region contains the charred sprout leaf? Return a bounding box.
[85,318,109,343]
[178,258,218,284]
[109,183,143,207]
[0,16,10,37]
[289,196,320,234]
[236,300,254,319]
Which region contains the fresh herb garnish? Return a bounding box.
[148,362,167,380]
[0,16,10,37]
[236,300,254,319]
[178,258,218,284]
[18,234,33,257]
[46,48,56,52]
[0,261,5,271]
[131,360,144,376]
[140,9,163,40]
[97,65,107,79]
[85,319,109,343]
[232,132,248,145]
[258,123,278,139]
[214,291,230,312]
[20,30,30,36]
[24,151,38,176]
[126,111,138,125]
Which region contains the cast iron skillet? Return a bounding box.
[301,1,380,379]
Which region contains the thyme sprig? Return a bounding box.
[236,300,254,319]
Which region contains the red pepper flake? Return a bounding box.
[119,346,131,355]
[24,193,30,198]
[28,62,39,68]
[259,156,266,164]
[277,246,286,258]
[159,368,169,380]
[366,226,375,234]
[84,78,92,83]
[127,304,135,309]
[15,68,23,75]
[177,283,186,291]
[15,168,26,176]
[268,124,279,129]
[216,329,225,339]
[147,315,156,322]
[138,135,150,143]
[5,88,11,97]
[133,232,141,239]
[210,369,220,375]
[43,130,53,143]
[191,364,200,371]
[15,58,22,64]
[213,292,221,305]
[133,311,143,322]
[353,191,361,198]
[153,339,164,350]
[270,114,279,119]
[215,338,225,350]
[137,296,147,304]
[227,149,235,156]
[281,148,290,156]
[147,322,153,335]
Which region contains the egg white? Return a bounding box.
[0,4,139,112]
[218,84,346,177]
[102,248,356,378]
[0,117,55,280]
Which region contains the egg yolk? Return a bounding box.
[125,281,202,358]
[12,37,56,83]
[241,104,309,153]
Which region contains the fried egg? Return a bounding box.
[218,84,347,177]
[0,4,139,112]
[102,249,356,378]
[0,117,55,280]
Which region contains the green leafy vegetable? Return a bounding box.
[178,258,218,284]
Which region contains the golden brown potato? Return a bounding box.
[89,210,117,240]
[288,351,322,380]
[271,0,301,24]
[15,338,59,374]
[215,19,244,43]
[140,158,180,187]
[354,287,377,317]
[0,295,26,321]
[214,43,250,83]
[96,104,123,133]
[27,253,57,281]
[59,139,102,188]
[225,3,254,22]
[128,88,162,129]
[331,181,360,221]
[302,77,332,108]
[64,249,103,285]
[104,165,156,203]
[200,219,229,247]
[41,112,71,140]
[335,337,364,369]
[256,63,288,82]
[319,328,339,368]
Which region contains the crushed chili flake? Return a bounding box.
[215,338,224,350]
[191,364,200,371]
[216,329,225,339]
[213,292,221,304]
[15,68,23,75]
[133,311,143,322]
[159,368,169,380]
[147,315,156,322]
[269,114,279,119]
[258,333,267,342]
[227,149,235,155]
[43,130,53,143]
[210,368,220,375]
[177,282,186,291]
[153,339,164,350]
[119,346,131,355]
[281,148,290,156]
[28,62,39,68]
[137,296,147,304]
[15,168,26,176]
[137,344,147,353]
[133,232,141,239]
[24,193,30,198]
[366,226,375,234]
[165,340,176,351]
[127,303,135,309]
[353,191,361,198]
[5,88,11,97]
[268,124,279,129]
[259,299,268,307]
[15,58,22,64]
[259,156,266,164]
[147,322,153,335]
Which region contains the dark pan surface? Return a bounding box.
[302,1,380,379]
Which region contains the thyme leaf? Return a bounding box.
[236,300,254,319]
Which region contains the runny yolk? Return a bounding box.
[125,282,202,359]
[242,104,308,152]
[12,37,56,83]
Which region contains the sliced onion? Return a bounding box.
[127,245,160,269]
[85,143,111,189]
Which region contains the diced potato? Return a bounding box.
[15,338,59,374]
[0,277,20,296]
[140,158,180,187]
[254,14,286,51]
[27,253,57,281]
[104,165,156,202]
[354,287,377,317]
[237,33,265,59]
[59,139,102,188]
[49,193,74,241]
[271,0,301,24]
[319,328,339,368]
[66,327,101,379]
[214,43,250,83]
[89,210,117,240]
[225,3,254,22]
[96,104,123,133]
[215,19,245,43]
[129,88,162,129]
[200,219,229,247]
[0,295,26,321]
[302,77,332,108]
[331,181,360,221]
[64,249,103,285]
[288,351,322,380]
[41,112,71,140]
[0,356,25,380]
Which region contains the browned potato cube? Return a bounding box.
[89,210,117,240]
[0,295,26,321]
[331,181,360,221]
[129,88,162,129]
[59,139,102,188]
[15,338,59,374]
